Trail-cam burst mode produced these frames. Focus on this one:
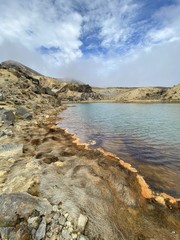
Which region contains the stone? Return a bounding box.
[62,229,71,240]
[23,112,33,120]
[78,235,89,240]
[0,131,6,138]
[77,214,88,232]
[35,217,47,240]
[0,143,23,158]
[27,216,40,229]
[0,193,52,227]
[66,221,72,227]
[52,205,59,212]
[59,216,66,225]
[53,213,59,221]
[72,233,78,239]
[15,107,32,119]
[0,110,15,125]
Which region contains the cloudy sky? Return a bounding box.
[0,0,180,87]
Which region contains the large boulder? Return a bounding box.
[0,193,52,227]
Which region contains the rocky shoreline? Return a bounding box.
[0,60,180,239]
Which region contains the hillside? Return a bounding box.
[93,84,180,102]
[0,60,101,102]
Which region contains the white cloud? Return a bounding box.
[0,0,180,87]
[0,0,83,64]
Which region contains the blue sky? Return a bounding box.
[0,0,180,87]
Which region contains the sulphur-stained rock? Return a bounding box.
[77,214,88,232]
[0,192,52,227]
[35,217,46,240]
[0,143,23,158]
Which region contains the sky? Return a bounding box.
[0,0,180,87]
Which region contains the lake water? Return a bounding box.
[59,103,180,197]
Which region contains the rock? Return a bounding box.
[15,107,32,119]
[0,143,23,158]
[72,233,78,239]
[27,216,40,229]
[77,214,88,232]
[35,217,47,240]
[0,92,5,101]
[59,215,66,225]
[78,235,89,240]
[0,110,15,125]
[61,229,71,240]
[23,112,33,120]
[0,131,6,138]
[0,193,52,227]
[52,205,59,212]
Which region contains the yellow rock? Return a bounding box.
[0,170,6,177]
[53,162,64,167]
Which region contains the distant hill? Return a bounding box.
[0,60,179,102]
[0,60,43,77]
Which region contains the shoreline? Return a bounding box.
[57,115,180,207]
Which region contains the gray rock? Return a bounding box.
[23,112,33,120]
[78,235,89,240]
[15,107,32,119]
[0,143,23,158]
[0,193,52,227]
[35,217,46,240]
[61,229,71,240]
[0,110,15,125]
[77,214,88,232]
[0,131,6,138]
[59,216,66,225]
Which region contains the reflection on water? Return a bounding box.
[58,103,180,197]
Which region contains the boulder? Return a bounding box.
[0,109,15,126]
[0,193,52,227]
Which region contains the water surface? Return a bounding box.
[59,103,180,197]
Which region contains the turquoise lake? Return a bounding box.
[59,103,180,197]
